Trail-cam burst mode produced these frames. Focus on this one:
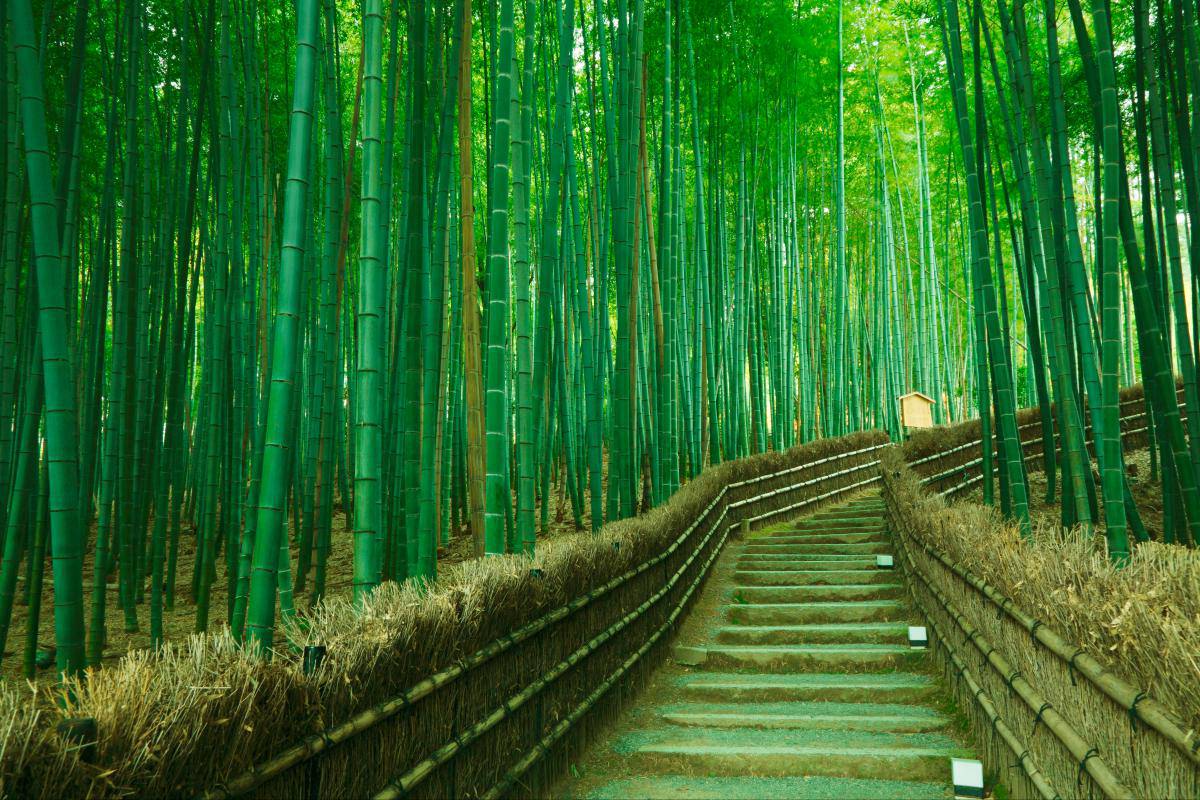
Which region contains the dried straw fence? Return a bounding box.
[0,431,888,800]
[883,408,1200,799]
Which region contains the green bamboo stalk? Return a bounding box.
[11,0,86,677]
[245,0,320,651]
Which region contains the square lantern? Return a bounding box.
[908,625,928,649]
[951,758,985,799]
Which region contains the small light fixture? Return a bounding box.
[876,554,894,569]
[908,625,928,649]
[302,645,327,676]
[951,758,985,799]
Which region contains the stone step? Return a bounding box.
[659,700,951,732]
[802,510,885,519]
[726,600,906,624]
[782,525,888,537]
[714,622,910,645]
[582,775,951,800]
[743,541,890,555]
[782,519,885,531]
[792,513,888,525]
[694,643,923,671]
[761,531,888,545]
[730,582,903,601]
[678,672,939,703]
[741,551,878,561]
[609,727,970,782]
[733,563,888,581]
[737,556,879,571]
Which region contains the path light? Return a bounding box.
[951,758,985,799]
[875,554,894,569]
[907,625,928,649]
[302,645,327,676]
[56,718,97,764]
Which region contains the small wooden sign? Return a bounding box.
[899,391,936,429]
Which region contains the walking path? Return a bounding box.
[556,491,980,799]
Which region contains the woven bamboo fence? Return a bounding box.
[882,440,1199,799]
[0,430,890,799]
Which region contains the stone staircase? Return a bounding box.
[558,492,978,800]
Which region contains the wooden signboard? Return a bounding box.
[898,391,935,429]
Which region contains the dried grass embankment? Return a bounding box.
[882,447,1200,799]
[0,430,887,799]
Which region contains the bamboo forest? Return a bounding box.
[1,0,1199,794]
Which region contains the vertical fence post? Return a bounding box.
[303,645,327,800]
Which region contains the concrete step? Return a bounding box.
[736,556,879,571]
[730,582,903,601]
[726,600,906,624]
[609,727,970,782]
[798,511,884,520]
[743,541,890,555]
[658,700,951,732]
[843,503,885,512]
[762,531,888,545]
[582,775,951,800]
[678,672,939,703]
[732,565,890,583]
[740,551,879,561]
[695,644,923,671]
[780,526,882,535]
[714,622,910,645]
[792,515,888,527]
[778,515,885,525]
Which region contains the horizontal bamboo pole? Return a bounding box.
[746,472,882,525]
[897,520,1200,769]
[895,555,1058,800]
[934,402,1181,496]
[204,438,882,797]
[479,511,740,800]
[917,397,1185,487]
[729,457,881,510]
[726,441,890,490]
[374,485,736,797]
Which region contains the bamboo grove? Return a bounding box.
[0,0,1177,681]
[935,0,1200,559]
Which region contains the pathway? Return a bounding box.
[556,491,980,799]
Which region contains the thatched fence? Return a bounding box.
[883,398,1200,799]
[0,430,889,800]
[905,383,1183,498]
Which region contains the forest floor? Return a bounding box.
[0,476,605,684]
[962,448,1165,539]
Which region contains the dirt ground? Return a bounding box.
[0,480,605,684]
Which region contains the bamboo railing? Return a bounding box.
[201,436,890,799]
